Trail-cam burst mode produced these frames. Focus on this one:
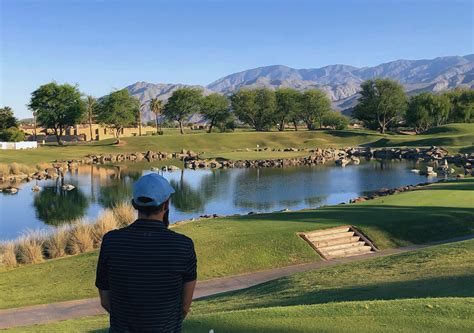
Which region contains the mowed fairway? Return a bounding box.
[0,179,473,309]
[1,123,473,165]
[4,238,474,332]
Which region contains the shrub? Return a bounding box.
[35,162,51,172]
[1,242,18,268]
[68,220,94,255]
[9,163,21,175]
[0,127,26,142]
[322,112,350,130]
[17,231,45,264]
[93,210,118,246]
[113,202,136,228]
[0,163,9,177]
[44,225,70,259]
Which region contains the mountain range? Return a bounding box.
[126,54,474,122]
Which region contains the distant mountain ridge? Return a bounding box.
[125,54,474,121]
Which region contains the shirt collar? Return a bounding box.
[132,219,167,228]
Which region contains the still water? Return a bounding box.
[0,160,439,241]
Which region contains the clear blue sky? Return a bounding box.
[1,0,472,118]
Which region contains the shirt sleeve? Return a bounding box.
[183,240,197,283]
[95,234,110,290]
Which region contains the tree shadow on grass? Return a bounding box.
[238,205,474,246]
[199,274,474,313]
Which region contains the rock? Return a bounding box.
[31,185,42,192]
[61,184,75,191]
[335,158,350,167]
[410,169,420,173]
[3,186,18,194]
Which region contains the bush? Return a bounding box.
[0,127,26,142]
[68,220,94,255]
[113,202,136,228]
[1,242,18,268]
[44,226,70,259]
[17,232,45,264]
[0,163,9,177]
[322,112,349,130]
[93,210,118,246]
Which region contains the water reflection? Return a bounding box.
[33,179,88,226]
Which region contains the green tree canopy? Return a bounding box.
[28,82,86,144]
[446,89,474,123]
[231,88,276,131]
[321,111,349,130]
[163,88,203,134]
[353,79,407,134]
[406,94,432,134]
[0,106,18,130]
[201,93,231,133]
[301,89,332,130]
[0,128,25,142]
[275,88,303,131]
[96,89,139,143]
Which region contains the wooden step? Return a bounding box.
[307,231,356,242]
[305,226,351,237]
[300,225,378,260]
[318,241,366,253]
[312,235,361,248]
[324,245,373,257]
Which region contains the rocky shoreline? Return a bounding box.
[1,146,473,186]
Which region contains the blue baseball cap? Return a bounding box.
[132,173,175,207]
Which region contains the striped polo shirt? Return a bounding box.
[95,219,197,333]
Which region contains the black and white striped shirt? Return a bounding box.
[96,219,197,333]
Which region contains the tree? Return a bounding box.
[201,93,231,133]
[447,89,474,123]
[29,82,86,144]
[0,106,17,130]
[301,89,331,130]
[163,88,202,134]
[149,98,165,132]
[231,88,276,131]
[85,96,97,141]
[96,89,139,143]
[406,94,432,134]
[321,112,349,130]
[353,79,407,134]
[138,101,146,136]
[406,92,451,133]
[275,88,303,131]
[0,128,25,142]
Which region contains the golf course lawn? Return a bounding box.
[4,238,474,332]
[0,179,473,310]
[1,123,473,165]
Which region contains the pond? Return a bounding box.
[0,160,442,241]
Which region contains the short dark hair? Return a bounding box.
[131,197,166,216]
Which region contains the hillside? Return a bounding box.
[125,54,473,120]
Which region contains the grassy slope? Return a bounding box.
[0,179,472,309]
[5,238,474,332]
[1,123,473,165]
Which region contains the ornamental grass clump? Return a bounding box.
[9,163,21,175]
[68,220,94,255]
[0,163,10,177]
[93,210,118,246]
[17,231,46,264]
[113,202,136,228]
[44,225,70,259]
[1,241,18,268]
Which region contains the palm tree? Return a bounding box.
[149,98,164,132]
[86,96,96,141]
[138,102,146,136]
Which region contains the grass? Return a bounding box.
[2,123,473,165]
[0,179,472,309]
[4,238,474,332]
